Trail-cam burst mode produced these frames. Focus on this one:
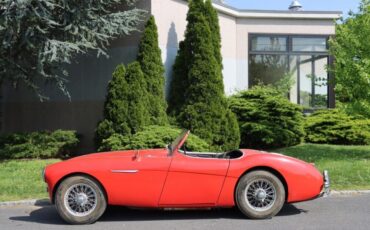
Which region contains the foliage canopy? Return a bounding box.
[329,0,370,117]
[0,0,145,100]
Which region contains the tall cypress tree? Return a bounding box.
[137,16,168,125]
[204,0,223,68]
[167,41,187,116]
[170,0,240,150]
[124,62,150,133]
[95,62,149,148]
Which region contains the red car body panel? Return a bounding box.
[44,134,324,208]
[159,153,229,206]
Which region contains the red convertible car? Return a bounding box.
[43,130,330,224]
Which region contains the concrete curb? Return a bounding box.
[0,199,50,207]
[1,190,370,207]
[330,190,370,196]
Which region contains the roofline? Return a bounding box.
[180,0,342,20]
[212,2,342,20]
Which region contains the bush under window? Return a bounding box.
[305,109,370,145]
[229,86,305,149]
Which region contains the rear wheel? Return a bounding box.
[236,170,285,219]
[55,175,107,224]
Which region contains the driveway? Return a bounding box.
[1,194,369,230]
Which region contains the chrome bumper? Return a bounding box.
[319,170,330,197]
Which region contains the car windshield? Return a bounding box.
[169,130,189,155]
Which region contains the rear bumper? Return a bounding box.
[319,170,330,197]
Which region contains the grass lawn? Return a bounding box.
[276,144,370,191]
[0,159,60,202]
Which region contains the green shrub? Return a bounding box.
[0,130,79,159]
[305,109,370,145]
[229,86,305,149]
[99,125,211,152]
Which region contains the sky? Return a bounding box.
[225,0,361,17]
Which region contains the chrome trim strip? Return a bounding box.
[111,170,139,174]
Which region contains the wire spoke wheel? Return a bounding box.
[245,179,276,211]
[236,171,285,219]
[63,183,98,217]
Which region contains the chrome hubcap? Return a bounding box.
[256,189,267,200]
[245,179,276,211]
[64,183,97,217]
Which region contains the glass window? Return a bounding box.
[251,36,287,52]
[292,37,327,52]
[249,54,289,87]
[249,34,331,108]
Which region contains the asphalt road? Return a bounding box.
[1,194,369,230]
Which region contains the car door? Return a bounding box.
[159,151,229,206]
[103,149,171,207]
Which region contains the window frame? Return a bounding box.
[248,33,335,109]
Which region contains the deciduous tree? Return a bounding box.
[329,0,370,117]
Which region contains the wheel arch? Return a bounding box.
[234,166,289,202]
[52,172,108,204]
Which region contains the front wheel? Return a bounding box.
[236,170,285,219]
[55,175,107,224]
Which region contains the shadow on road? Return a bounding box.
[9,202,307,225]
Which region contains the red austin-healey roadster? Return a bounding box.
[43,130,330,224]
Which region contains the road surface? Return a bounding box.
[1,194,369,230]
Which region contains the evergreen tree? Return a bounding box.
[95,62,149,148]
[124,62,150,133]
[137,16,168,125]
[167,41,188,115]
[204,0,223,68]
[171,0,240,150]
[167,0,204,116]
